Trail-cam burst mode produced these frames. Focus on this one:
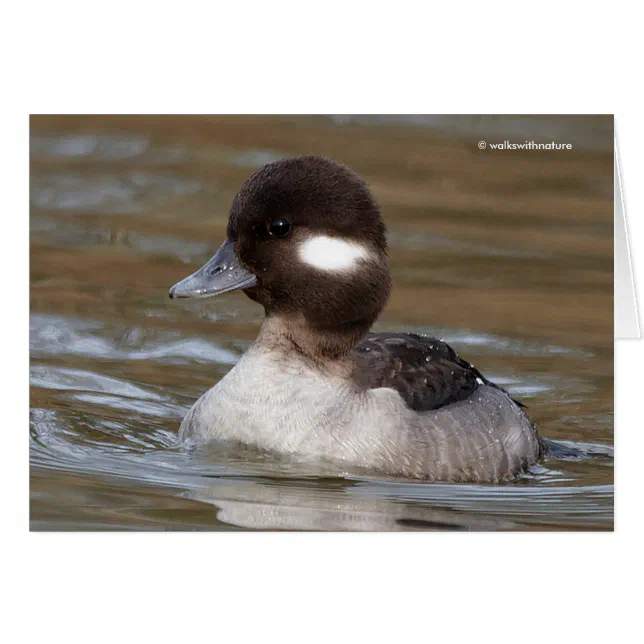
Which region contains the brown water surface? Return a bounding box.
[30,115,614,530]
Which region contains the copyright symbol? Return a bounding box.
[478,141,486,150]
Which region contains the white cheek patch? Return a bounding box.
[299,235,370,271]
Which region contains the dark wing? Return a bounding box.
[351,332,519,412]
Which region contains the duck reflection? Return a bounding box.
[183,468,517,531]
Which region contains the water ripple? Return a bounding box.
[30,313,240,365]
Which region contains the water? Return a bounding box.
[29,115,614,531]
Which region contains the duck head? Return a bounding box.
[170,156,391,356]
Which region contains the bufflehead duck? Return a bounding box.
[169,156,544,482]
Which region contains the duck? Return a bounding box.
[169,156,545,482]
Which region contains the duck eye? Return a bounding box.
[268,218,291,238]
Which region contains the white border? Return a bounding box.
[7,2,643,641]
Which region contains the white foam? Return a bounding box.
[299,235,369,271]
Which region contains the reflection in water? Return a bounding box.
[29,115,614,530]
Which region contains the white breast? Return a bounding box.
[179,346,366,455]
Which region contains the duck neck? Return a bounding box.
[256,313,371,364]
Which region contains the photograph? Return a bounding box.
[29,114,614,531]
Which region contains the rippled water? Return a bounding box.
[30,115,614,530]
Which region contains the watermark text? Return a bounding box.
[478,140,572,150]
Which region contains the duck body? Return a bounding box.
[179,324,540,482]
[170,156,544,482]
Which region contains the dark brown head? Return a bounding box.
[170,156,391,357]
